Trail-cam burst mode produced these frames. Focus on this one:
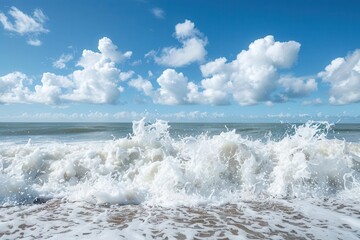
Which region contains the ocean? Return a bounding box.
[0,119,359,239]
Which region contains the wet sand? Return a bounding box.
[1,199,359,239]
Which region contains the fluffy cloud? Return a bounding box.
[128,75,153,96]
[175,20,196,39]
[133,36,302,106]
[0,37,133,105]
[53,54,74,69]
[319,49,360,105]
[0,34,308,107]
[154,69,189,104]
[61,37,132,104]
[278,76,317,98]
[152,19,207,67]
[128,67,228,106]
[0,7,48,46]
[193,35,301,105]
[0,72,32,104]
[97,37,132,62]
[31,72,73,105]
[128,68,193,105]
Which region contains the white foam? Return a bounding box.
[1,199,359,239]
[0,119,359,206]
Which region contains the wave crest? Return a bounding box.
[1,120,359,206]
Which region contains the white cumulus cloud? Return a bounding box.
[193,35,301,105]
[175,19,196,39]
[61,37,132,104]
[318,49,360,105]
[0,72,32,104]
[278,75,317,98]
[97,37,132,63]
[0,6,48,46]
[152,19,207,67]
[31,72,73,105]
[0,37,133,105]
[128,68,194,105]
[133,36,302,106]
[154,69,189,104]
[128,75,153,96]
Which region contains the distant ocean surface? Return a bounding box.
[1,121,360,143]
[1,119,360,239]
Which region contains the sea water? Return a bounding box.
[0,119,359,239]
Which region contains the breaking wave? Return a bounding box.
[1,119,360,206]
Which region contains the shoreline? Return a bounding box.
[1,198,359,239]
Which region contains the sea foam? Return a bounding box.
[0,119,359,207]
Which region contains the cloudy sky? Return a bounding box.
[0,0,360,122]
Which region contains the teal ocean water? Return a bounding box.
[1,121,359,143]
[1,120,360,239]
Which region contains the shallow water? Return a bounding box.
[1,119,360,239]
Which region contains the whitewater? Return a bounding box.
[0,119,359,239]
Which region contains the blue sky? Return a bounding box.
[0,0,360,122]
